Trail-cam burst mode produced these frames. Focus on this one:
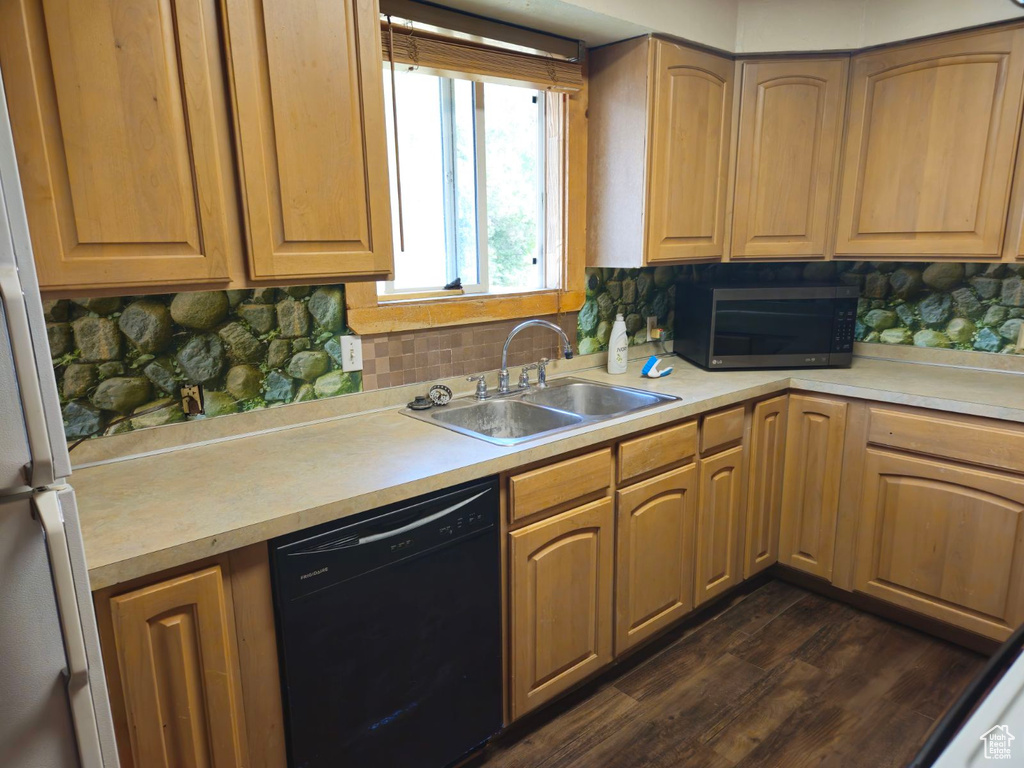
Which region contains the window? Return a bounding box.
[381,69,547,297]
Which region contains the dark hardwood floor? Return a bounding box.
[474,580,986,768]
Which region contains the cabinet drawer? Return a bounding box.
[867,407,1024,475]
[701,405,745,454]
[509,448,612,523]
[618,421,697,484]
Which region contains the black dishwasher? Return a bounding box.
[270,477,502,768]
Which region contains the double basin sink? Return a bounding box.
[404,377,679,446]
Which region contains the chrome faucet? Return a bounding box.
[499,319,573,394]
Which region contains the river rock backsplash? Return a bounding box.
[46,286,361,441]
[577,262,1024,355]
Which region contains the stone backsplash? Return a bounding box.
[577,262,1024,355]
[48,261,1024,442]
[46,286,360,441]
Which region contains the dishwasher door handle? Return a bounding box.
[290,488,491,554]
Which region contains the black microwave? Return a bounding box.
[673,283,859,370]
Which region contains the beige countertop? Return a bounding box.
[75,356,1024,591]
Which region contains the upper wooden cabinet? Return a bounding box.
[779,394,847,580]
[835,27,1024,259]
[646,41,735,263]
[588,37,735,267]
[730,59,848,260]
[0,0,240,291]
[223,0,393,281]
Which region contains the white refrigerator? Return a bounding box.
[0,64,118,767]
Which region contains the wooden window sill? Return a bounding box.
[346,283,585,334]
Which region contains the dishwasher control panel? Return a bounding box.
[272,477,498,601]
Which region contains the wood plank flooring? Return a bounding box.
[474,580,986,768]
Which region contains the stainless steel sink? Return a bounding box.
[404,377,678,446]
[427,398,583,445]
[521,379,666,417]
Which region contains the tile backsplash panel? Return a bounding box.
[47,286,359,441]
[578,262,1024,356]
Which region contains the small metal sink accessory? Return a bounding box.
[404,377,678,446]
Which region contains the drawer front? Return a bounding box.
[701,405,746,454]
[509,448,612,523]
[618,421,698,484]
[867,407,1024,475]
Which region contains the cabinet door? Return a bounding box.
[745,395,788,577]
[646,40,735,263]
[835,28,1024,258]
[731,59,848,259]
[855,449,1024,641]
[224,0,393,280]
[108,566,248,768]
[0,0,238,291]
[509,498,614,720]
[779,395,847,580]
[615,464,697,654]
[695,445,745,606]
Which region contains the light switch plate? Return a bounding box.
[340,335,363,372]
[646,316,659,342]
[1017,321,1024,353]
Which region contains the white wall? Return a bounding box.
[563,0,740,51]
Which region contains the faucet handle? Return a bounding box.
[537,358,550,386]
[466,375,490,400]
[518,364,538,389]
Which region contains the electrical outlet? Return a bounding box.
[646,316,659,342]
[180,384,204,416]
[340,335,363,372]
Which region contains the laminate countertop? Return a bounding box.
[75,356,1024,590]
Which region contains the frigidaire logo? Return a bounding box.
[300,567,328,580]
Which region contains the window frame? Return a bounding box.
[346,38,586,334]
[379,77,551,299]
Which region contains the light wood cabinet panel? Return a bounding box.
[617,421,697,485]
[855,449,1024,641]
[509,498,614,720]
[745,395,788,578]
[0,0,239,291]
[509,448,612,524]
[615,465,697,653]
[107,566,249,768]
[224,0,393,280]
[780,395,848,580]
[731,58,848,259]
[701,404,745,454]
[646,40,735,263]
[835,27,1024,258]
[695,445,745,606]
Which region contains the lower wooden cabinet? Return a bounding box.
[854,449,1024,641]
[614,464,697,654]
[694,445,746,606]
[744,395,787,577]
[508,498,615,720]
[779,394,848,580]
[106,565,249,768]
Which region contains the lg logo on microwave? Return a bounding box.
[712,359,723,365]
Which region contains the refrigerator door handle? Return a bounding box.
[0,263,54,488]
[34,491,105,768]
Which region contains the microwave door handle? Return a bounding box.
[34,492,105,768]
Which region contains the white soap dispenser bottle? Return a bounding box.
[608,313,628,374]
